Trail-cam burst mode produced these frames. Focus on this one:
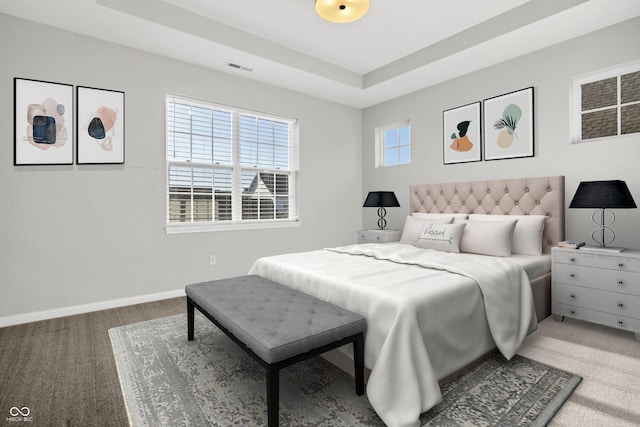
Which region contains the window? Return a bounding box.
[166,95,299,231]
[376,121,411,167]
[572,62,640,143]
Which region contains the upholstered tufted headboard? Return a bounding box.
[410,176,565,254]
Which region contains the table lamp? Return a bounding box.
[363,191,400,230]
[569,180,636,251]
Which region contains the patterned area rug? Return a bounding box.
[109,313,581,426]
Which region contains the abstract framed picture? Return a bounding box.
[14,78,74,165]
[443,101,481,164]
[483,87,534,161]
[77,86,125,164]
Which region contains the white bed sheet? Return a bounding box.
[249,243,537,427]
[509,253,551,280]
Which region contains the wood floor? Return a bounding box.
[0,297,185,426]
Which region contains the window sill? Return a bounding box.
[571,133,638,145]
[165,219,301,234]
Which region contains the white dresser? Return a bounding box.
[552,246,640,341]
[357,229,402,244]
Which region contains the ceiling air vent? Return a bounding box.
[226,62,253,72]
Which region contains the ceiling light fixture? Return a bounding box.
[315,0,370,24]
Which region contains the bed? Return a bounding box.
[249,176,565,427]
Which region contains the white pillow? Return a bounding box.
[459,220,517,257]
[400,216,453,245]
[416,222,466,253]
[468,214,547,256]
[412,212,469,220]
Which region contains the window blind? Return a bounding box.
[166,95,299,226]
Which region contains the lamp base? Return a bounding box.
[377,207,387,230]
[579,245,626,253]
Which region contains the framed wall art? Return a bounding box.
[77,86,125,164]
[443,101,481,164]
[14,78,74,165]
[483,87,534,161]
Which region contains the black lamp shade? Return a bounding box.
[569,180,637,209]
[363,191,400,208]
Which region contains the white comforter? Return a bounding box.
[249,243,538,427]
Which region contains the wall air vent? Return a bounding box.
[226,62,253,72]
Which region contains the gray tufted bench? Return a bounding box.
[185,275,366,427]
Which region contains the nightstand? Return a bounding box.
[552,246,640,341]
[357,229,401,244]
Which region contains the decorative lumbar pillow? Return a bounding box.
[459,220,518,257]
[416,222,466,253]
[468,214,547,256]
[400,216,454,245]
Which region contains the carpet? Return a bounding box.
[517,317,640,427]
[109,313,581,426]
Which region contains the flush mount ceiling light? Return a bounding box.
[315,0,370,23]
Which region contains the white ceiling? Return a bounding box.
[2,0,640,108]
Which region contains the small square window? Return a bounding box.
[376,122,411,167]
[572,62,640,143]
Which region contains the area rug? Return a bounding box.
[109,313,581,426]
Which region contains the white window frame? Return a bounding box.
[375,120,411,167]
[571,60,640,144]
[165,94,300,234]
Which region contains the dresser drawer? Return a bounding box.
[552,263,640,296]
[553,283,640,320]
[553,250,640,273]
[552,302,640,333]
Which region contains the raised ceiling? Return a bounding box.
[2,0,639,108]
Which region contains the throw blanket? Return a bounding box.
[250,243,538,427]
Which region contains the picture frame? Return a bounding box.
[443,101,481,164]
[483,87,534,161]
[14,78,74,165]
[77,86,125,164]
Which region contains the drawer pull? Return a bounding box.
[618,263,624,268]
[569,274,575,278]
[618,303,624,308]
[570,258,576,262]
[618,320,624,326]
[570,310,575,315]
[376,236,381,240]
[618,280,624,285]
[570,293,575,298]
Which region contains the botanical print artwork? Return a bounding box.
[483,87,534,160]
[450,120,473,152]
[77,86,125,164]
[443,102,481,164]
[14,78,74,165]
[494,104,522,148]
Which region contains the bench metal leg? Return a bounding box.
[353,332,365,396]
[266,365,279,427]
[187,298,195,341]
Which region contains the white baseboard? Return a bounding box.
[0,288,186,328]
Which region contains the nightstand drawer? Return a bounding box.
[357,230,401,243]
[553,250,640,273]
[553,263,640,296]
[552,302,640,332]
[553,283,640,320]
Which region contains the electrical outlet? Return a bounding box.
[209,255,217,265]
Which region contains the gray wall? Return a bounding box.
[3,13,639,323]
[0,13,362,320]
[362,18,640,249]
